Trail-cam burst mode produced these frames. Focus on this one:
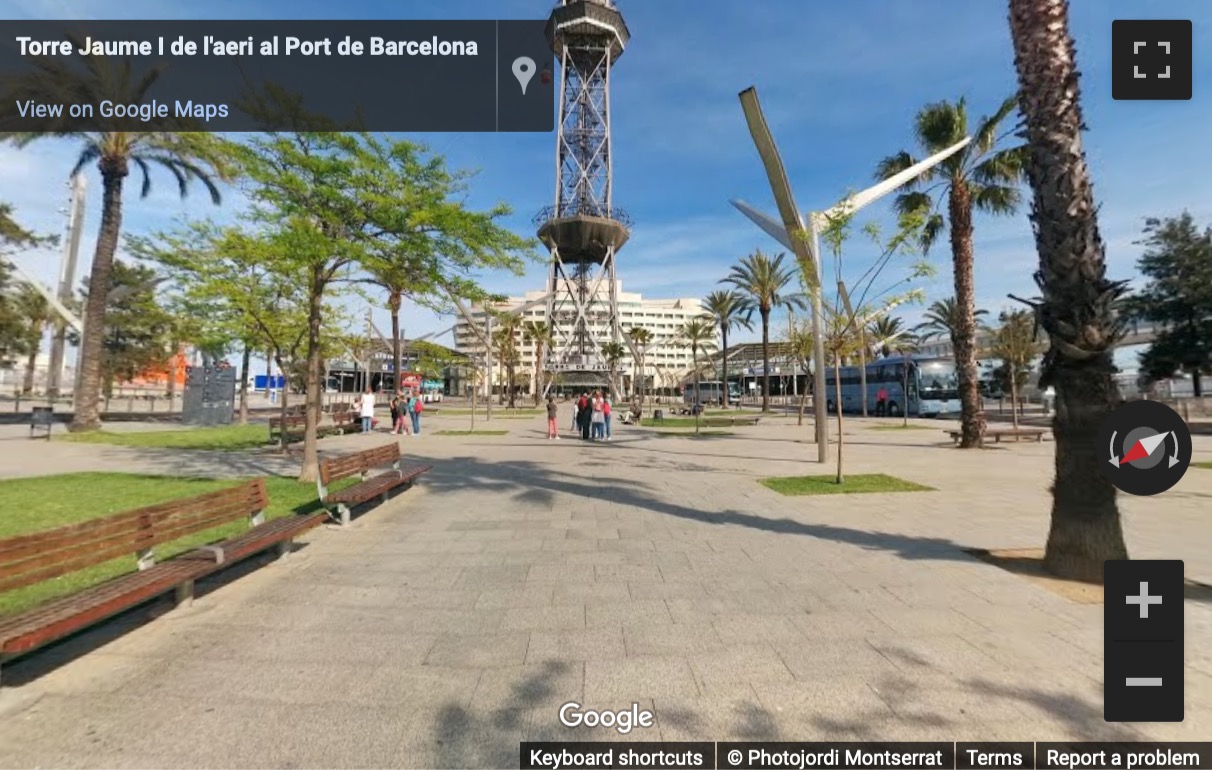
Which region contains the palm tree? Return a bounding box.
[14,283,49,395]
[680,316,717,434]
[721,250,803,412]
[1008,0,1129,579]
[1,51,229,431]
[703,289,753,409]
[914,298,989,342]
[600,341,627,401]
[876,97,1025,448]
[491,313,522,409]
[869,315,905,358]
[523,320,555,405]
[626,326,653,412]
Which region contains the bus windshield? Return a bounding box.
[916,360,959,400]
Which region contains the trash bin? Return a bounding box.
[30,405,53,439]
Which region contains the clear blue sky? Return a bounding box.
[3,0,1210,364]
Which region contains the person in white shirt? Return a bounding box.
[357,388,376,433]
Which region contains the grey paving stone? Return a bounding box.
[473,584,555,610]
[585,599,672,629]
[469,661,585,710]
[584,657,700,701]
[499,605,587,632]
[552,581,632,604]
[526,628,627,663]
[624,623,725,656]
[424,632,531,668]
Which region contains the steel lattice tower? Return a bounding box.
[534,0,630,395]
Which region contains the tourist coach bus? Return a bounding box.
[823,355,961,417]
[683,380,742,407]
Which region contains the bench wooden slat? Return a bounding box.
[319,442,401,485]
[0,559,208,655]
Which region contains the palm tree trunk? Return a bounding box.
[902,365,910,427]
[70,167,125,432]
[721,327,730,409]
[298,266,325,482]
[948,181,983,448]
[1009,0,1127,580]
[834,355,844,484]
[534,343,543,406]
[237,344,251,425]
[760,309,771,412]
[166,344,178,407]
[693,349,701,434]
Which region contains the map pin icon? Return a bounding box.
[512,56,536,95]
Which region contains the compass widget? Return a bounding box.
[1097,400,1193,496]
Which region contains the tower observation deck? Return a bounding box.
[534,0,631,393]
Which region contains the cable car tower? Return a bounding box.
[534,0,631,393]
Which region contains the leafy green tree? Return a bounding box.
[626,326,653,412]
[1,43,231,431]
[230,130,531,480]
[77,261,172,397]
[876,96,1025,447]
[0,202,49,370]
[890,331,921,427]
[680,317,717,434]
[988,309,1044,430]
[523,320,555,405]
[13,283,50,395]
[703,289,753,408]
[1124,213,1212,396]
[786,317,814,425]
[720,250,804,412]
[1008,0,1130,579]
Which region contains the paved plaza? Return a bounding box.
[0,410,1209,767]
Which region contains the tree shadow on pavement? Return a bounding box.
[423,455,973,565]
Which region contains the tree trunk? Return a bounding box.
[298,266,326,482]
[948,181,982,448]
[507,362,516,409]
[22,325,38,395]
[1009,0,1127,580]
[238,343,251,425]
[1193,371,1203,398]
[760,309,771,412]
[721,327,730,410]
[1010,372,1020,431]
[693,350,701,434]
[798,380,806,426]
[534,342,543,406]
[275,351,290,451]
[70,165,126,432]
[834,355,844,484]
[388,289,403,395]
[166,344,178,406]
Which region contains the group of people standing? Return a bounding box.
[354,387,424,435]
[564,391,612,441]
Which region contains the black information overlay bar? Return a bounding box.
[520,743,1212,770]
[0,20,553,132]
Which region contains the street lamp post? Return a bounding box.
[733,89,970,462]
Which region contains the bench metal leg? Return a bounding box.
[136,548,155,571]
[275,539,293,558]
[338,505,351,527]
[175,579,195,607]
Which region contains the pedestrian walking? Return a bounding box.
[409,391,423,435]
[577,392,591,440]
[389,393,400,434]
[357,387,376,434]
[876,387,889,417]
[546,395,560,440]
[591,390,606,440]
[603,395,613,441]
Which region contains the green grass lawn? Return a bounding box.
[435,408,542,416]
[0,472,344,617]
[868,424,936,431]
[760,473,935,495]
[651,430,733,438]
[435,430,508,436]
[57,423,269,451]
[1195,461,1212,470]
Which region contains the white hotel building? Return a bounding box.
[453,281,705,394]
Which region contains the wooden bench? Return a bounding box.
[317,443,432,526]
[703,415,761,427]
[0,479,323,683]
[328,410,361,435]
[946,427,1047,445]
[268,414,307,444]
